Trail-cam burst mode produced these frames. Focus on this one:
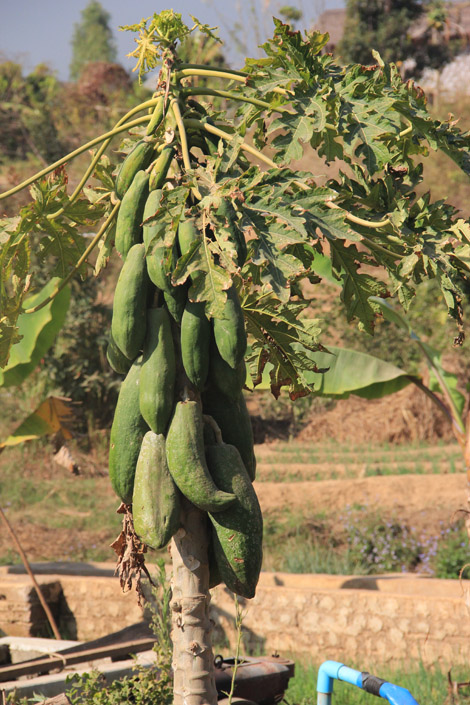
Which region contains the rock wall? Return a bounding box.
[1,564,470,668]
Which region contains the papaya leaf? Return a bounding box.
[302,346,417,398]
[242,286,323,399]
[330,241,388,333]
[0,278,70,387]
[0,396,74,450]
[370,296,466,424]
[253,345,417,399]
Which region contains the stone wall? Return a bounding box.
[211,573,470,668]
[2,564,470,668]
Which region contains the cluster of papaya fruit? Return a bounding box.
[106,98,262,599]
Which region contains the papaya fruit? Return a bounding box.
[208,529,222,590]
[149,145,175,191]
[143,191,176,293]
[180,300,211,390]
[202,386,256,481]
[209,335,246,400]
[139,307,175,435]
[115,140,155,200]
[111,243,150,360]
[177,217,199,257]
[206,443,263,599]
[132,431,181,550]
[146,96,165,136]
[163,283,188,324]
[115,170,150,260]
[217,199,247,268]
[212,285,246,369]
[165,401,235,513]
[109,357,149,504]
[106,332,133,375]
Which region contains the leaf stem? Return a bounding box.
[176,68,247,83]
[181,87,293,114]
[0,116,151,202]
[47,96,163,220]
[177,63,248,77]
[359,234,405,259]
[183,118,278,170]
[171,100,202,200]
[295,181,392,229]
[176,67,289,97]
[399,121,413,138]
[326,201,391,228]
[24,202,120,315]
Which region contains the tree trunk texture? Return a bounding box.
[171,498,218,705]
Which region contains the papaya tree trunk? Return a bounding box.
[171,497,218,705]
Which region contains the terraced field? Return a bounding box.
[0,439,466,575]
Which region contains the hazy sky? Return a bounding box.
[1,0,345,80]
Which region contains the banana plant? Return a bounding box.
[2,11,470,705]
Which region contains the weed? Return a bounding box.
[343,508,421,574]
[432,520,470,579]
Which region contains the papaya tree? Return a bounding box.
[2,10,470,705]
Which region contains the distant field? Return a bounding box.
[0,438,467,578]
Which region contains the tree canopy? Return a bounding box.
[69,1,117,80]
[339,0,453,71]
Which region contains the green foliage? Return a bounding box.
[70,1,117,81]
[0,278,70,388]
[63,560,173,705]
[0,61,63,164]
[2,10,470,402]
[121,11,220,83]
[339,0,454,72]
[433,521,470,579]
[345,507,421,573]
[41,276,120,430]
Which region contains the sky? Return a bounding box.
[0,0,345,81]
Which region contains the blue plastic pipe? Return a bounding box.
[317,661,420,705]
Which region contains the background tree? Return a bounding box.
[69,1,117,80]
[0,61,63,165]
[338,0,455,71]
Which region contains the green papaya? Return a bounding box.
[142,188,163,248]
[132,431,181,550]
[115,170,150,260]
[115,140,155,199]
[163,283,188,324]
[208,529,222,590]
[217,199,247,267]
[181,300,211,391]
[111,244,150,360]
[202,386,256,481]
[106,333,133,375]
[209,335,246,400]
[109,357,149,504]
[139,307,175,435]
[148,145,175,191]
[146,96,165,136]
[177,217,199,257]
[143,190,176,293]
[206,443,263,599]
[165,401,235,513]
[213,285,246,369]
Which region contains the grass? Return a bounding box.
[256,439,462,482]
[285,659,470,705]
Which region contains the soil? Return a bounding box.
[255,473,466,531]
